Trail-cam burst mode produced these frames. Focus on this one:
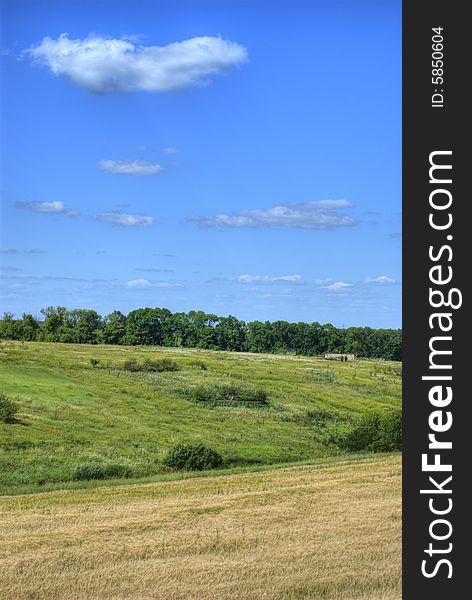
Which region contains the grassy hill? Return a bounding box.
[0,455,401,600]
[0,341,401,494]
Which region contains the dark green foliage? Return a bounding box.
[183,383,269,406]
[163,443,224,471]
[72,462,135,481]
[89,358,100,368]
[122,358,180,373]
[72,462,105,481]
[342,411,402,452]
[190,360,208,370]
[0,307,402,361]
[0,392,19,423]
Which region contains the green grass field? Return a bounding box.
[0,341,401,495]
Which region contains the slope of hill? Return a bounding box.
[0,341,401,494]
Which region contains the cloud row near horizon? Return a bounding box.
[13,199,360,230]
[189,200,356,230]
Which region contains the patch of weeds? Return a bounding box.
[181,383,269,408]
[2,439,35,450]
[306,369,338,384]
[287,408,338,425]
[72,462,105,481]
[72,462,136,481]
[189,360,208,370]
[122,357,180,373]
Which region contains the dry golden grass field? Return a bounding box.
[0,455,401,600]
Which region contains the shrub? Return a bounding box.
[72,462,136,481]
[122,357,180,373]
[89,358,101,368]
[0,392,19,423]
[103,463,133,478]
[190,360,208,370]
[72,462,105,480]
[163,443,224,471]
[341,410,402,452]
[183,383,268,406]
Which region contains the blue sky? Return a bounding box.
[0,0,401,328]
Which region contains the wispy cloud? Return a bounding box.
[94,212,154,227]
[321,281,353,291]
[238,274,303,283]
[26,33,248,94]
[98,159,163,176]
[0,248,17,254]
[125,278,182,288]
[162,147,178,154]
[16,201,80,217]
[24,249,46,254]
[364,275,396,285]
[261,291,292,298]
[188,200,356,230]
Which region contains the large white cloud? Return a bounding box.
[26,33,248,94]
[94,212,154,226]
[16,200,80,217]
[189,200,356,230]
[99,159,163,176]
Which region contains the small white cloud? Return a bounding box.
[262,292,292,298]
[323,281,353,291]
[98,159,163,176]
[238,274,303,283]
[125,278,182,288]
[162,147,178,154]
[189,200,356,230]
[364,276,396,285]
[95,212,154,227]
[16,201,80,217]
[26,33,248,94]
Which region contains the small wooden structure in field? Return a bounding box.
[324,353,355,362]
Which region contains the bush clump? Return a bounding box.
[72,462,135,481]
[0,392,19,423]
[73,462,105,481]
[190,360,208,370]
[123,357,180,373]
[163,443,224,471]
[183,383,269,406]
[341,410,402,452]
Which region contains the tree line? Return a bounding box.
[0,306,402,360]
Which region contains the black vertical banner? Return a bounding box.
[403,1,468,598]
